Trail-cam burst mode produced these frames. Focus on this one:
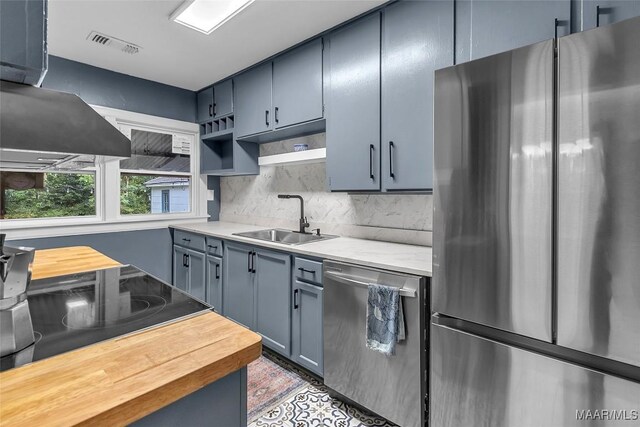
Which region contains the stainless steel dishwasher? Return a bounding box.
[323,260,427,427]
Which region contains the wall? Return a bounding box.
[8,228,174,283]
[220,134,433,246]
[42,56,196,122]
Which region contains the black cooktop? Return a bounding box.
[0,265,210,372]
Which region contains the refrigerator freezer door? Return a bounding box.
[433,40,554,341]
[557,17,640,368]
[431,323,640,427]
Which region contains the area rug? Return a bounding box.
[249,383,397,427]
[247,356,307,422]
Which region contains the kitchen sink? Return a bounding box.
[233,229,337,246]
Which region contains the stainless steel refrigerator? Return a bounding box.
[432,16,640,427]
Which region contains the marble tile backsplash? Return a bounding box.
[219,135,433,246]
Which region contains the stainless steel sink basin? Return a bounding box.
[233,229,337,246]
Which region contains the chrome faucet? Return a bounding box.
[278,194,310,234]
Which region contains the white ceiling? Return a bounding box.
[48,0,386,91]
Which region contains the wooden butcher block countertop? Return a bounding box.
[30,246,122,280]
[0,246,262,427]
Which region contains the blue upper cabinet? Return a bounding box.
[326,12,381,192]
[213,79,233,117]
[456,0,571,63]
[235,39,324,142]
[381,0,454,191]
[580,1,640,30]
[235,62,274,138]
[197,87,214,123]
[0,0,48,85]
[272,39,324,129]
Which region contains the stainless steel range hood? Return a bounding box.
[0,80,131,160]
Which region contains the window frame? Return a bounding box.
[1,106,209,239]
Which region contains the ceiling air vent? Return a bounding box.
[86,31,141,55]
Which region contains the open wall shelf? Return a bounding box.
[200,128,259,177]
[258,148,326,167]
[201,128,234,143]
[200,115,235,137]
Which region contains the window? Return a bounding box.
[161,190,170,213]
[119,129,192,215]
[0,106,205,237]
[0,150,97,220]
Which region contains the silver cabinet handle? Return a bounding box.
[324,271,416,298]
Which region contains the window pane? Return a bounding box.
[1,171,96,219]
[120,129,190,173]
[120,174,190,215]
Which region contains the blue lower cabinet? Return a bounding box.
[173,245,189,292]
[222,242,293,357]
[172,244,206,301]
[206,255,223,313]
[254,249,291,357]
[223,242,256,329]
[292,280,323,376]
[186,249,206,302]
[175,231,325,375]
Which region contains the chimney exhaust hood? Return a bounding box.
[0,80,131,161]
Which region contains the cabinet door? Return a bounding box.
[254,248,291,357]
[326,13,381,191]
[197,87,214,123]
[581,1,640,30]
[456,0,571,62]
[223,243,255,329]
[187,249,206,302]
[234,62,273,138]
[206,255,223,312]
[213,79,233,117]
[292,280,323,376]
[381,0,454,191]
[173,245,189,292]
[273,39,323,129]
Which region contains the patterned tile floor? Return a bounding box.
[249,352,396,427]
[247,356,307,421]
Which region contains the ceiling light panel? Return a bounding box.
[171,0,256,35]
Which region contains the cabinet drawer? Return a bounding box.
[174,230,206,252]
[294,257,323,285]
[206,237,223,256]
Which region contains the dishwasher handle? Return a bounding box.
[324,270,417,298]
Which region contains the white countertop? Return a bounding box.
[170,221,432,277]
